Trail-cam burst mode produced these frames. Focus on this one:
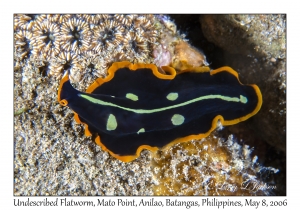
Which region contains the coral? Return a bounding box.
[14,14,165,85]
[14,14,175,196]
[76,14,102,27]
[32,19,61,59]
[152,134,278,195]
[133,15,158,44]
[48,51,81,77]
[114,14,136,28]
[14,29,36,60]
[91,19,125,52]
[14,14,40,31]
[70,52,107,89]
[60,17,91,55]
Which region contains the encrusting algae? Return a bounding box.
[14,14,278,195]
[152,134,278,195]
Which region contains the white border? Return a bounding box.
[2,0,296,209]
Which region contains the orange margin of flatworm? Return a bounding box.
[57,62,262,162]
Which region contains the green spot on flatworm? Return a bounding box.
[126,93,139,101]
[107,114,117,131]
[171,114,185,125]
[137,128,145,134]
[240,95,248,104]
[166,92,178,101]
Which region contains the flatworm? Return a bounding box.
[58,61,262,162]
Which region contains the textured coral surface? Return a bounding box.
[170,14,286,195]
[14,14,166,196]
[199,15,286,152]
[152,135,278,196]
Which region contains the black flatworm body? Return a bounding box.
[58,61,262,162]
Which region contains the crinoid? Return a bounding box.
[60,17,92,55]
[32,19,61,59]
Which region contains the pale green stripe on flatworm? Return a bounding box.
[107,114,117,131]
[126,93,139,101]
[166,92,178,101]
[80,94,248,114]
